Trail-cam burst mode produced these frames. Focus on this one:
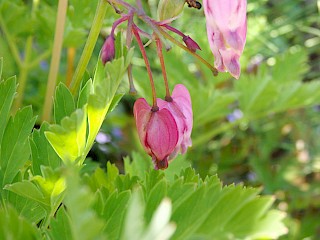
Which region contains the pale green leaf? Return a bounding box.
[45,108,87,164]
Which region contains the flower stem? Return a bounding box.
[42,0,68,122]
[66,47,76,87]
[132,25,157,108]
[155,24,218,76]
[12,36,33,112]
[69,0,108,95]
[0,15,22,68]
[155,38,171,99]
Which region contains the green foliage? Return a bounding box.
[1,0,319,239]
[0,75,36,189]
[0,206,41,240]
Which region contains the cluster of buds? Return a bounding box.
[101,0,247,169]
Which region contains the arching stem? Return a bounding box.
[132,24,157,108]
[155,37,171,100]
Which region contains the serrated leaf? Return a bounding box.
[45,108,87,164]
[77,79,93,109]
[4,180,48,206]
[54,83,75,124]
[103,190,131,239]
[63,165,106,240]
[30,122,62,175]
[0,206,41,240]
[0,106,36,187]
[0,76,16,143]
[6,191,46,224]
[48,205,73,240]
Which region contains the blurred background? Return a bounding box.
[0,0,320,239]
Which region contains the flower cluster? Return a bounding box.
[101,0,247,169]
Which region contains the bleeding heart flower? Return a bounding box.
[203,0,247,79]
[133,84,193,170]
[134,98,179,169]
[157,84,193,159]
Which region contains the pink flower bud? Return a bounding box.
[183,35,201,52]
[101,35,115,64]
[133,84,193,170]
[203,0,247,79]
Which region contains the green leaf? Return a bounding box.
[77,79,93,109]
[30,122,62,175]
[0,206,41,240]
[103,190,131,239]
[45,108,87,164]
[48,204,73,240]
[6,191,46,224]
[54,83,75,124]
[63,165,106,240]
[0,106,36,188]
[4,180,48,206]
[0,76,16,144]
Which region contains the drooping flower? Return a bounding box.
[203,0,247,79]
[101,35,115,64]
[157,84,193,159]
[133,84,193,170]
[133,98,179,169]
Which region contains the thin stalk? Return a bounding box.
[154,23,218,76]
[69,0,108,95]
[66,47,76,87]
[42,0,68,122]
[155,38,170,99]
[132,25,157,108]
[0,15,22,68]
[126,15,137,94]
[12,36,33,112]
[28,49,52,69]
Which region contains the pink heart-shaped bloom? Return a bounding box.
[133,84,193,170]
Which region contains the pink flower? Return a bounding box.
[101,35,115,64]
[133,84,193,170]
[203,0,247,79]
[157,84,193,158]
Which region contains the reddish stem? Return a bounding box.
[155,37,171,99]
[132,24,157,108]
[160,24,185,38]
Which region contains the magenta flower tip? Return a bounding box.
[183,35,201,52]
[101,35,115,64]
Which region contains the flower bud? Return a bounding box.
[183,35,201,52]
[101,35,115,64]
[157,0,186,21]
